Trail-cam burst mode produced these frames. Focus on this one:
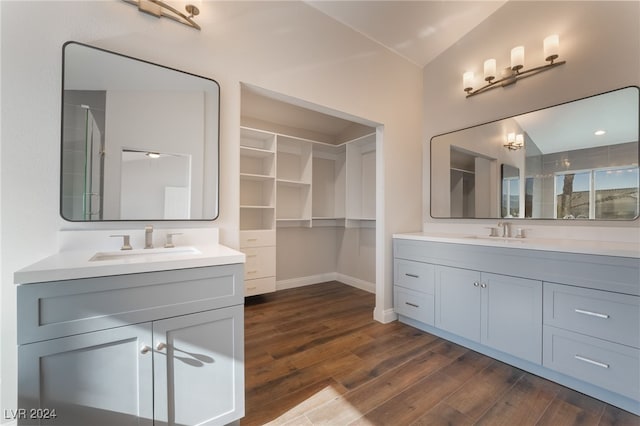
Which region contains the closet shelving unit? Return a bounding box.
[276,135,313,228]
[239,126,376,295]
[240,128,277,296]
[346,133,376,228]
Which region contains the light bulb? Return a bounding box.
[511,46,525,71]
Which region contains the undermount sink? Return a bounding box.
[464,235,526,243]
[90,246,202,262]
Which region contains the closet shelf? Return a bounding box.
[241,173,275,181]
[240,146,275,157]
[276,179,311,187]
[240,205,274,209]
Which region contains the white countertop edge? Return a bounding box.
[393,232,640,259]
[15,244,245,285]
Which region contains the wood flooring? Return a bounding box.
[242,281,639,426]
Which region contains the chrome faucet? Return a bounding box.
[497,221,510,238]
[144,225,153,249]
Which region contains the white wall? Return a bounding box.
[0,0,423,417]
[423,1,640,241]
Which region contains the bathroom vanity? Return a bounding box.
[14,232,245,426]
[393,233,640,414]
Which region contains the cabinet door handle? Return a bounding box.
[574,355,609,369]
[473,282,480,287]
[405,302,419,308]
[405,273,419,278]
[480,283,487,288]
[156,342,167,351]
[140,345,152,354]
[574,309,610,319]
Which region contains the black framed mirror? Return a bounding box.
[60,42,220,221]
[431,86,639,220]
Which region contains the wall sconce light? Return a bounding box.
[463,34,565,98]
[505,133,525,150]
[122,0,201,30]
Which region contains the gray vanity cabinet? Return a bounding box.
[17,264,244,426]
[153,306,243,426]
[393,236,640,414]
[18,323,154,426]
[435,266,542,364]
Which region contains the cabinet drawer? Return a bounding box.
[245,276,276,297]
[394,287,434,326]
[17,264,243,344]
[394,259,435,294]
[544,283,640,348]
[240,230,275,248]
[243,246,276,280]
[544,326,640,400]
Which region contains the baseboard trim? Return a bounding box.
[335,273,375,294]
[276,273,338,291]
[374,307,398,324]
[276,273,375,294]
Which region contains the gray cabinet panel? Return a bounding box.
[544,325,640,400]
[153,306,245,426]
[18,323,153,426]
[435,266,481,341]
[394,239,639,295]
[482,273,542,364]
[18,264,243,344]
[394,286,434,326]
[544,283,640,348]
[394,259,435,294]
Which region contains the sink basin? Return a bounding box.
[464,236,525,243]
[90,246,202,262]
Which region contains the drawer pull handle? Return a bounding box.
[247,238,258,242]
[575,355,609,369]
[405,302,420,308]
[405,273,419,278]
[247,254,257,258]
[574,309,610,319]
[247,286,257,291]
[248,270,258,274]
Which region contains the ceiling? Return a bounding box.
[242,1,509,139]
[305,1,507,67]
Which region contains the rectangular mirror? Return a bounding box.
[60,42,219,221]
[431,86,639,220]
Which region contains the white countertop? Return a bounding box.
[393,232,640,259]
[14,243,245,284]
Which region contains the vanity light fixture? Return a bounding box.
[122,0,201,30]
[463,34,565,98]
[504,133,525,150]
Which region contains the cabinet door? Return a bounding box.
[153,306,244,426]
[435,266,481,342]
[18,324,153,426]
[481,273,542,364]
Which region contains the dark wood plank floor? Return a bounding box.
[242,281,639,426]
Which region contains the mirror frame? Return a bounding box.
[430,86,640,221]
[59,41,220,222]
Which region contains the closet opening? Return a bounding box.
[239,83,382,312]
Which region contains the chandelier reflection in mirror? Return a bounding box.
[122,0,201,30]
[463,35,565,98]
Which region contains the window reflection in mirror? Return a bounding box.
[431,86,639,220]
[501,164,520,218]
